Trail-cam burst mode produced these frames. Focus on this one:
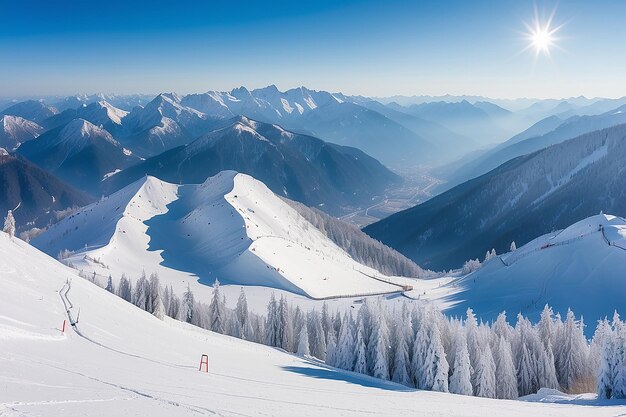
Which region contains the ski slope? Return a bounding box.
[442,214,626,326]
[33,171,403,300]
[1,233,622,417]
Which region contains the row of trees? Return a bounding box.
[285,199,431,278]
[86,271,625,400]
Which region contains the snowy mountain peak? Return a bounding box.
[0,147,8,156]
[58,118,117,145]
[35,170,404,299]
[0,115,44,150]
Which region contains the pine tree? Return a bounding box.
[105,275,115,293]
[3,210,15,239]
[391,310,412,386]
[494,335,518,399]
[612,313,626,399]
[430,320,449,392]
[308,310,327,360]
[353,316,368,375]
[336,313,356,371]
[474,342,496,398]
[265,293,279,347]
[278,296,294,352]
[235,288,249,339]
[450,330,473,396]
[152,284,166,320]
[596,320,614,399]
[116,274,132,302]
[181,284,195,324]
[208,279,226,334]
[510,241,517,251]
[297,318,310,356]
[370,310,390,381]
[556,309,588,391]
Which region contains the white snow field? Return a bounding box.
[33,171,403,300]
[443,214,626,324]
[2,234,624,417]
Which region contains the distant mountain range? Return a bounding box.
[0,115,43,151]
[441,104,626,192]
[365,123,626,270]
[17,119,139,194]
[0,149,92,233]
[104,116,400,215]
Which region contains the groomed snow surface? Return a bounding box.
[2,234,624,416]
[444,214,626,325]
[33,171,402,300]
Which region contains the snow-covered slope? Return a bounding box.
[34,171,404,299]
[2,234,615,416]
[442,214,626,327]
[0,115,43,150]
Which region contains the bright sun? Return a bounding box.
[531,26,553,53]
[523,6,562,57]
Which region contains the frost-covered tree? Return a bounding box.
[473,341,496,398]
[450,330,473,396]
[353,315,368,375]
[105,275,115,293]
[133,273,149,311]
[3,210,15,239]
[180,284,195,324]
[265,293,280,347]
[510,241,517,251]
[391,309,412,386]
[208,279,226,334]
[116,274,132,302]
[152,284,166,320]
[336,313,356,371]
[297,318,310,356]
[494,335,518,399]
[461,258,481,275]
[429,319,449,392]
[369,306,390,381]
[556,309,589,391]
[235,288,249,339]
[611,313,626,399]
[308,310,327,360]
[596,319,614,399]
[465,308,481,391]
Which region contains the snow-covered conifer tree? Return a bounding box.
[265,293,280,347]
[3,210,15,239]
[353,315,368,375]
[473,341,496,398]
[494,335,518,399]
[297,318,310,356]
[208,279,226,334]
[105,275,115,293]
[449,330,473,396]
[556,309,588,391]
[336,313,356,371]
[180,284,195,324]
[235,288,249,339]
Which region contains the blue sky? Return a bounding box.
[1,0,625,98]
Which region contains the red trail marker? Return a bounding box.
[199,354,209,373]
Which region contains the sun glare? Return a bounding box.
[522,4,563,58]
[531,26,553,53]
